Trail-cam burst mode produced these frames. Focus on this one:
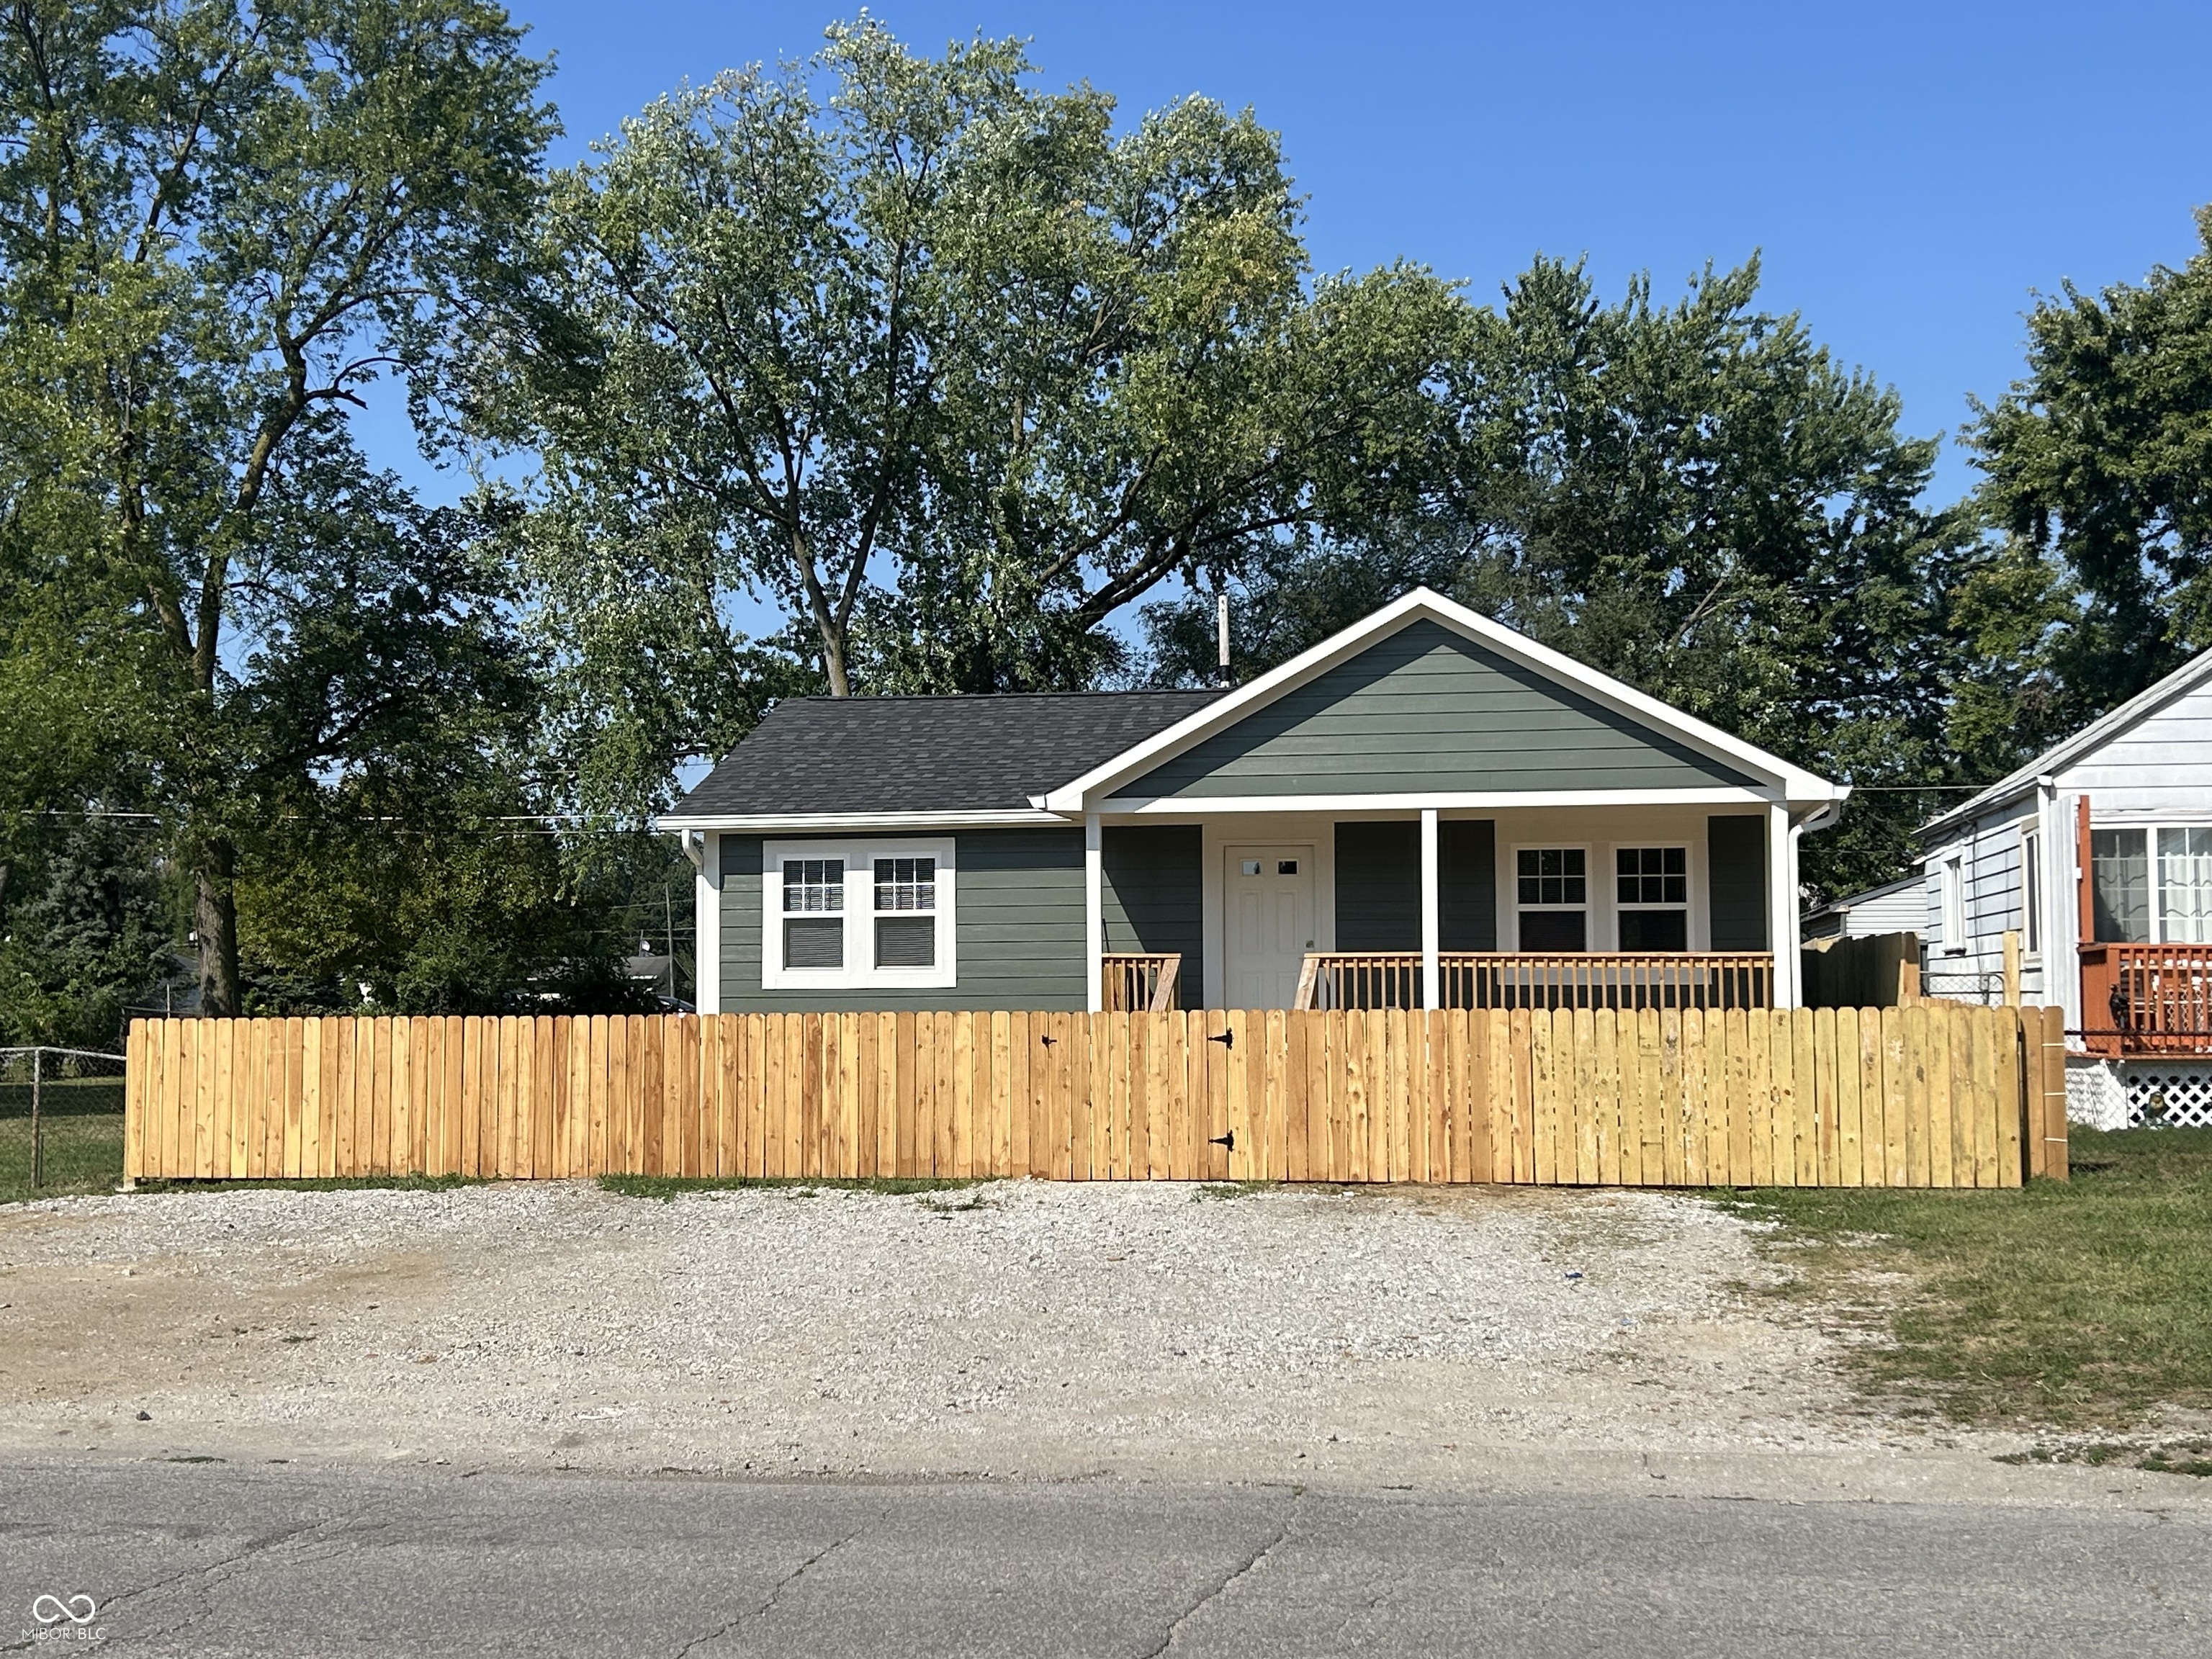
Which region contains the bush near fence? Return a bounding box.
[126,1005,2067,1190]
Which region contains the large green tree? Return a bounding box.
[1962,207,2212,765]
[0,0,554,1014]
[493,19,1460,815]
[1148,256,1978,902]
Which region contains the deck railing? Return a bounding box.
[1295,952,1774,1012]
[1102,953,1183,1013]
[2079,943,2212,1055]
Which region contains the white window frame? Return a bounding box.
[1606,841,1696,953]
[2019,827,2042,960]
[1938,853,1965,956]
[762,837,957,990]
[2149,823,2212,945]
[1511,842,1592,952]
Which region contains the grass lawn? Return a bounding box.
[0,1076,126,1203]
[1717,1128,2212,1447]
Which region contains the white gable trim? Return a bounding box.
[1041,588,1840,813]
[1921,647,2212,839]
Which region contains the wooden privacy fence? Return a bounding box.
[126,1004,2068,1189]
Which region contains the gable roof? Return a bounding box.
[1042,588,1840,812]
[663,691,1222,823]
[1920,647,2212,840]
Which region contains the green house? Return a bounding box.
[660,590,1845,1013]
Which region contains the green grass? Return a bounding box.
[1716,1128,2212,1434]
[597,1173,995,1200]
[0,1076,126,1202]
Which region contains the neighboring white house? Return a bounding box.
[1802,873,1923,941]
[1912,648,2212,1129]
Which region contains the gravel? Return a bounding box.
[0,1179,1905,1483]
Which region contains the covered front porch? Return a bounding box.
[1087,802,1800,1013]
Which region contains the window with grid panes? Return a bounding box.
[1615,846,1689,950]
[1516,848,1588,951]
[873,857,937,967]
[782,859,845,968]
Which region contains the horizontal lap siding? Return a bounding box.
[1707,814,1768,951]
[720,829,1087,1012]
[1440,819,1496,950]
[1123,620,1758,799]
[1924,796,2036,989]
[1336,822,1420,950]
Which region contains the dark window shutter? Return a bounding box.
[1707,816,1768,950]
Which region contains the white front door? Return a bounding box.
[1225,845,1317,1010]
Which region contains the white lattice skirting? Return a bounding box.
[2068,1058,2212,1130]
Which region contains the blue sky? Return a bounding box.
[364,0,2211,514]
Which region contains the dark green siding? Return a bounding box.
[719,829,1086,1011]
[1440,819,1496,950]
[1335,822,1419,950]
[1334,819,1496,951]
[1707,814,1768,950]
[1122,619,1758,799]
[1101,825,1202,1008]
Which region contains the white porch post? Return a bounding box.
[1420,809,1441,1010]
[696,832,721,1015]
[1766,804,1797,1007]
[1084,813,1104,1012]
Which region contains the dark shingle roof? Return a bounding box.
[671,691,1224,817]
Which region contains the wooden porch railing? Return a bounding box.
[1102,953,1182,1012]
[2079,943,2212,1055]
[1295,952,1775,1012]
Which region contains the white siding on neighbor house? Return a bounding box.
[2054,678,2212,817]
[1923,794,2043,1002]
[1836,885,1923,938]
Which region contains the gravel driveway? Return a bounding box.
[1,1179,1901,1485]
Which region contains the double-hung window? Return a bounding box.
[1515,847,1588,951]
[763,839,956,988]
[1614,846,1690,951]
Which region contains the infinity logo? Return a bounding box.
[31,1593,97,1626]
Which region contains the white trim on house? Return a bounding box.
[1103,786,1779,814]
[696,832,722,1015]
[1045,588,1843,814]
[661,808,1063,833]
[1084,814,1104,1012]
[760,836,958,991]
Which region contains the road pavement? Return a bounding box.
[5,1457,2210,1655]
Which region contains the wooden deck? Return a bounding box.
[1293,952,1773,1012]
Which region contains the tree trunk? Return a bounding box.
[194,837,241,1017]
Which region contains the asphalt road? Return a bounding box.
[4,1460,2208,1657]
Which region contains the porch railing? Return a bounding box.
[1102,953,1183,1013]
[2079,943,2212,1056]
[1294,952,1774,1012]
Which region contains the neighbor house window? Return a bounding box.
[2157,827,2212,944]
[1938,854,1965,955]
[1614,846,1689,951]
[2020,828,2041,958]
[1516,847,1588,951]
[2092,829,2150,943]
[763,840,956,988]
[2091,824,2212,944]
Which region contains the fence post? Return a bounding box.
[28,1047,41,1189]
[2039,1004,2069,1181]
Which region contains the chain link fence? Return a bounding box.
[0,1047,127,1199]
